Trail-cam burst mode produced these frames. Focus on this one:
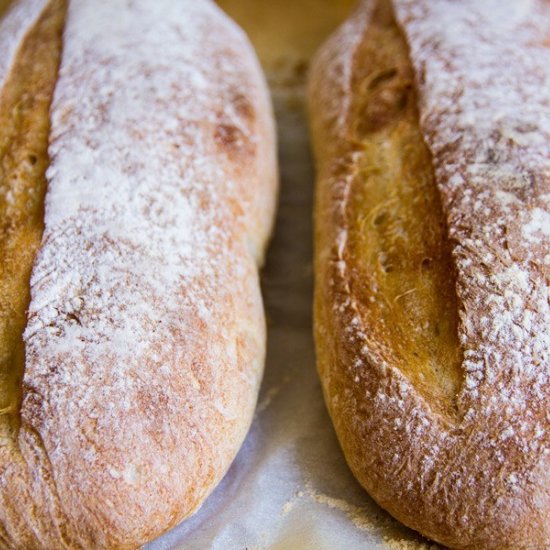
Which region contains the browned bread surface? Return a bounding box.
[309,0,549,548]
[0,0,276,547]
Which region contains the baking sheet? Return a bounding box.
[147,2,442,548]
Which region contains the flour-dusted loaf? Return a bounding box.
[0,0,277,547]
[309,0,549,548]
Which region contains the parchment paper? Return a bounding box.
[147,2,443,548]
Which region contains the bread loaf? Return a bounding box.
[309,0,549,548]
[0,0,276,547]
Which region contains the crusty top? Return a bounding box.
[393,0,550,422]
[0,0,43,84]
[310,0,549,547]
[395,0,550,539]
[0,0,276,547]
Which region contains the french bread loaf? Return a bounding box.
[309,0,549,548]
[0,0,276,547]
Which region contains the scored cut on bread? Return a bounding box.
[309,0,549,548]
[0,0,277,547]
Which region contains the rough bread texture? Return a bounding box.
[0,0,277,548]
[309,0,549,548]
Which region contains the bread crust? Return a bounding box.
[0,0,277,548]
[309,1,549,548]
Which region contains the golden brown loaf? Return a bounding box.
[0,0,276,547]
[309,0,549,548]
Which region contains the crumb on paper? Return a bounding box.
[281,489,304,517]
[282,500,296,516]
[383,537,440,550]
[281,483,377,533]
[307,489,377,532]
